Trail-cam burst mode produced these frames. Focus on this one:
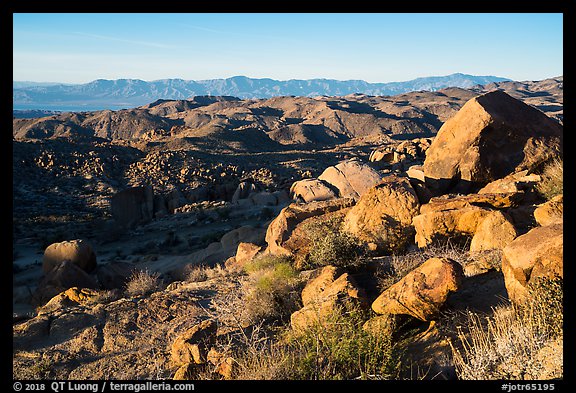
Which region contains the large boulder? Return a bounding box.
[469,211,518,253]
[291,267,368,330]
[413,205,493,248]
[290,179,337,203]
[501,223,563,304]
[43,239,97,273]
[265,198,355,257]
[225,242,262,271]
[153,194,169,217]
[423,91,563,195]
[171,319,217,366]
[165,188,188,213]
[111,186,154,228]
[300,265,343,306]
[342,176,420,253]
[533,194,563,226]
[372,257,464,321]
[318,159,384,200]
[412,193,522,248]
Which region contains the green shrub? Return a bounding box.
[301,216,365,270]
[233,306,399,380]
[243,255,300,323]
[537,158,563,200]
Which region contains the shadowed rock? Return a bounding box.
[111,186,154,228]
[424,90,562,195]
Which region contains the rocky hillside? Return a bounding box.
[13,89,563,381]
[12,88,478,145]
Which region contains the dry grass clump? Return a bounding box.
[125,269,162,297]
[537,157,563,200]
[451,277,563,380]
[377,242,470,292]
[186,264,229,283]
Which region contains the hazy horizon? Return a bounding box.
[13,72,525,85]
[13,13,562,84]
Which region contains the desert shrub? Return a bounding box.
[186,265,209,282]
[186,264,229,283]
[212,255,302,326]
[537,157,563,200]
[302,216,366,270]
[125,269,161,297]
[242,255,301,324]
[232,306,399,380]
[86,289,120,305]
[524,277,563,337]
[451,278,563,380]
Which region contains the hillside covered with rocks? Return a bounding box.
[13,82,563,381]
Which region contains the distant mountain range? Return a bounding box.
[13,73,510,111]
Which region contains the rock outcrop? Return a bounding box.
[265,198,355,257]
[291,266,368,330]
[111,186,155,228]
[533,194,563,226]
[342,176,420,253]
[171,319,217,366]
[469,211,518,253]
[290,179,337,203]
[372,257,464,321]
[501,223,563,304]
[317,159,384,200]
[412,193,522,248]
[33,260,100,306]
[423,91,562,195]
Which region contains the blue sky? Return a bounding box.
[13,13,563,83]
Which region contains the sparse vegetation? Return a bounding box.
[451,277,563,380]
[231,306,399,380]
[376,242,469,292]
[537,157,563,200]
[186,264,229,282]
[125,269,162,297]
[210,255,302,326]
[242,255,301,324]
[86,289,120,305]
[302,216,366,270]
